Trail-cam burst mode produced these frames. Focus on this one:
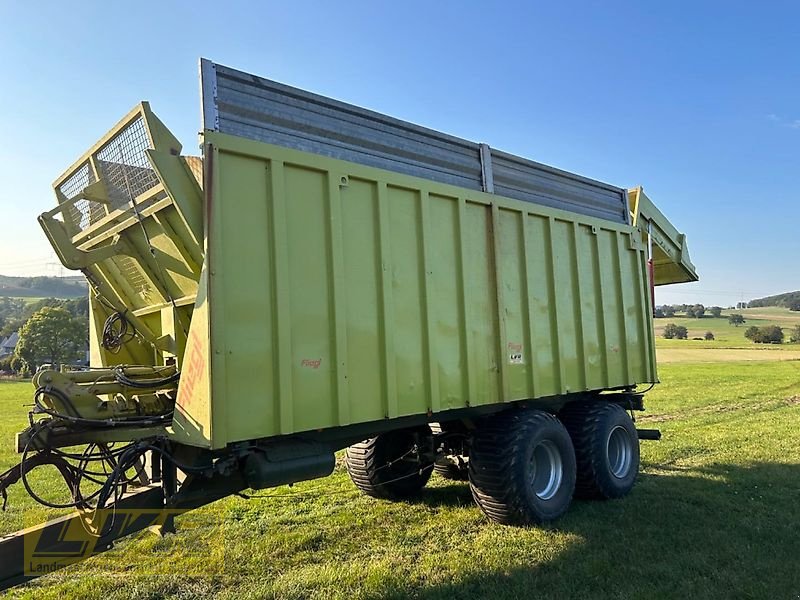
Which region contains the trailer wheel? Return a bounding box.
[434,461,469,481]
[559,401,640,500]
[431,423,469,481]
[468,410,576,525]
[345,426,433,500]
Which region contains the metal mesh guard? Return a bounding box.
[58,162,100,230]
[57,115,160,231]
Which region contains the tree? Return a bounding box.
[663,323,688,340]
[654,307,665,318]
[744,325,784,344]
[15,307,85,370]
[728,314,746,327]
[691,304,705,318]
[0,317,23,338]
[789,299,800,312]
[685,306,696,318]
[662,305,676,318]
[709,306,722,318]
[28,297,89,339]
[761,326,784,344]
[704,331,715,341]
[790,325,800,343]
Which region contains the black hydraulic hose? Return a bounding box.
[112,366,180,389]
[101,310,136,353]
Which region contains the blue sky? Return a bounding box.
[0,1,797,307]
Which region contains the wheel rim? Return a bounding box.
[607,425,633,479]
[529,440,563,500]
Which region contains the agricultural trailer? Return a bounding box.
[0,59,697,590]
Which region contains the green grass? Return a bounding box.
[15,297,47,305]
[2,359,800,599]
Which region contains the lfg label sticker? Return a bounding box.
[508,342,524,365]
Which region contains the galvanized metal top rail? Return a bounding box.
[200,59,630,224]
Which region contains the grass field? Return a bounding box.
[1,352,799,599]
[653,307,800,359]
[653,307,800,345]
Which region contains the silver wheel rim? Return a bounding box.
[607,425,632,479]
[530,440,563,500]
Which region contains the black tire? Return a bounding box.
[431,423,469,481]
[559,401,640,500]
[468,410,576,525]
[345,426,433,500]
[434,462,469,481]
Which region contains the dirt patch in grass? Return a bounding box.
[657,348,800,363]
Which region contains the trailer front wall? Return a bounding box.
[182,132,655,449]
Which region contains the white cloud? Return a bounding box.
[767,113,800,129]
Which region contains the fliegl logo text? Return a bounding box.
[24,508,185,575]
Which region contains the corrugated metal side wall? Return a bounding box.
[203,132,655,448]
[202,59,630,226]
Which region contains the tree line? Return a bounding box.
[747,291,800,311]
[654,304,724,319]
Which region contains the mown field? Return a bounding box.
[1,355,799,598]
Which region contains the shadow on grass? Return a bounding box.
[410,483,473,508]
[397,462,800,599]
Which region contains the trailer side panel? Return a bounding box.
[190,132,655,448]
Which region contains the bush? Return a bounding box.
[745,325,784,344]
[789,325,800,343]
[10,356,29,377]
[704,331,715,341]
[663,323,688,340]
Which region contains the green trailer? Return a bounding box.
[0,59,696,589]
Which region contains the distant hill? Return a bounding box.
[748,291,800,310]
[0,275,87,298]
